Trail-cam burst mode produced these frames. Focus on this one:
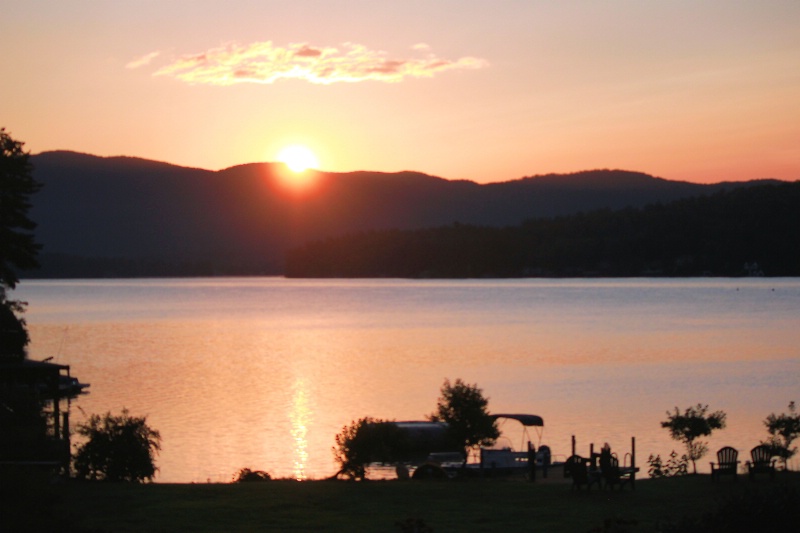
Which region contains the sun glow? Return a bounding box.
[277,145,319,173]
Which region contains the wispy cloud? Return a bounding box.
[148,41,488,85]
[126,51,161,69]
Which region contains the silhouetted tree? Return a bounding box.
[0,301,28,361]
[332,417,408,480]
[73,409,162,482]
[0,129,48,471]
[429,378,499,462]
[661,404,727,474]
[762,401,800,470]
[0,128,40,360]
[0,129,41,288]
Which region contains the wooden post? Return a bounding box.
[62,411,71,476]
[631,436,636,489]
[571,435,576,456]
[528,442,536,482]
[52,373,60,442]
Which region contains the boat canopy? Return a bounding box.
[393,421,447,441]
[390,421,450,461]
[491,414,544,427]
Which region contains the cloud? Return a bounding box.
[294,45,323,58]
[149,41,488,85]
[126,51,161,69]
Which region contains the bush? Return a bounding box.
[73,409,161,482]
[232,468,272,482]
[648,451,689,478]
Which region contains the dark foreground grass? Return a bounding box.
[10,472,800,532]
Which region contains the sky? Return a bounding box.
[2,0,799,184]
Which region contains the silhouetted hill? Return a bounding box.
[27,151,786,277]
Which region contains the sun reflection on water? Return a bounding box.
[290,379,310,480]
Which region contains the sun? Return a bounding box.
[277,145,319,173]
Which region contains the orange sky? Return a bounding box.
[2,1,799,184]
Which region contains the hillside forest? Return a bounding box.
[285,182,800,278]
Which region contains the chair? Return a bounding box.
[600,453,632,490]
[564,455,591,490]
[710,446,739,481]
[746,445,776,480]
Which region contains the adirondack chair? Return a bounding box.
[746,445,776,480]
[599,453,634,490]
[564,455,594,490]
[710,446,739,481]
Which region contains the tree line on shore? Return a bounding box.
[286,181,800,278]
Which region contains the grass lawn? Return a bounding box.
[8,471,800,532]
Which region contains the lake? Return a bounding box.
[15,277,800,482]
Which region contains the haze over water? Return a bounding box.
[18,277,800,482]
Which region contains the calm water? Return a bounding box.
[15,277,800,482]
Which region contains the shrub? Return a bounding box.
[73,409,161,482]
[648,451,689,478]
[647,454,664,478]
[233,468,272,482]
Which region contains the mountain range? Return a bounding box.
[27,151,785,277]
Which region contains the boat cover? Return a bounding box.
[491,414,544,427]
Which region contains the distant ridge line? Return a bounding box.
[27,151,794,278]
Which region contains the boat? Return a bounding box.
[409,413,556,478]
[475,414,555,477]
[58,375,90,397]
